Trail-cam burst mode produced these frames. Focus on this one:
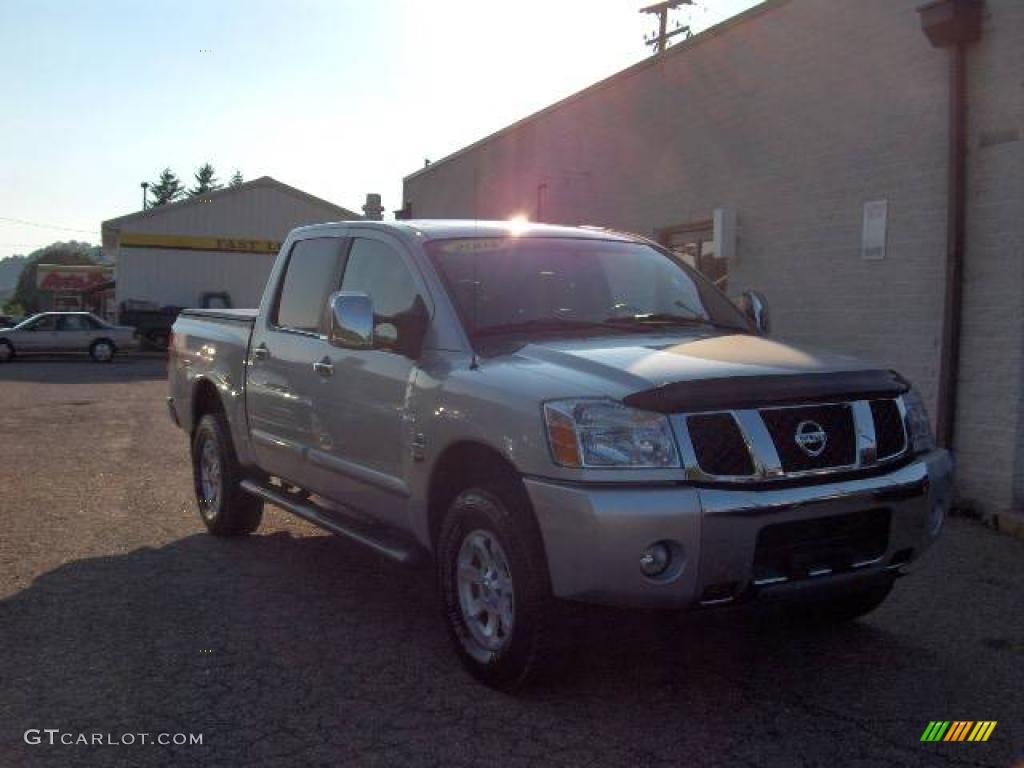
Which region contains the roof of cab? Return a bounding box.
[292,219,640,242]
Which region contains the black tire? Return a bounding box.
[437,476,555,691]
[191,412,263,536]
[0,340,13,363]
[793,580,894,625]
[89,338,116,363]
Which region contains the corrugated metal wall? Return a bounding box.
[117,249,277,308]
[117,184,345,242]
[112,180,353,308]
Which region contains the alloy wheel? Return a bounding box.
[456,529,515,655]
[199,437,222,517]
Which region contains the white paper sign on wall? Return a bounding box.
[713,206,737,262]
[862,200,888,261]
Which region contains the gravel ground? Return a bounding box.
[0,358,1021,768]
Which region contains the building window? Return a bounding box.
[657,221,727,292]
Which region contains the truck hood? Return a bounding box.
[494,331,904,410]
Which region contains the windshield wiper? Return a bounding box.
[603,313,747,332]
[473,318,651,337]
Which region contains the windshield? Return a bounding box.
[14,313,44,329]
[426,236,750,338]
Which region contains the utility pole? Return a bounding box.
[641,0,694,54]
[140,181,149,211]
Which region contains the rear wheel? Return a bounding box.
[0,340,13,362]
[437,478,555,691]
[192,412,263,536]
[90,339,115,363]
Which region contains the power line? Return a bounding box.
[0,215,99,235]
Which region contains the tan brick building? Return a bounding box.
[402,0,1023,520]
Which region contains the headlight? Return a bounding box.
[903,389,936,453]
[543,399,680,468]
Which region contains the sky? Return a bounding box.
[0,0,760,260]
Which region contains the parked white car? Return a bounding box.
[0,312,137,363]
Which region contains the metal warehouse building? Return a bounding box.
[102,176,360,310]
[402,0,1024,523]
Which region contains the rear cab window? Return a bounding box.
[272,238,347,334]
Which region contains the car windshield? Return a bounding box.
[426,236,750,338]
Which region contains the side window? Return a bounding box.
[341,239,419,320]
[273,238,345,332]
[32,316,57,331]
[340,238,421,350]
[57,316,86,331]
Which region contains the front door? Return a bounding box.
[16,314,58,352]
[246,236,347,486]
[306,234,426,528]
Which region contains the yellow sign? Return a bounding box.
[120,232,283,254]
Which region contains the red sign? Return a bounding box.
[37,267,112,292]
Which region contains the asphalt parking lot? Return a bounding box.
[0,358,1021,768]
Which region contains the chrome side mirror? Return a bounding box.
[738,290,770,335]
[328,292,373,349]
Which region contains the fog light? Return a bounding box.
[640,542,671,577]
[929,500,945,537]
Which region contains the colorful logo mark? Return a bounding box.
[921,721,997,742]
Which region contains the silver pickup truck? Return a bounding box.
[168,220,953,689]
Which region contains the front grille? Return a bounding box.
[760,404,856,473]
[686,413,755,476]
[870,399,907,459]
[752,508,891,583]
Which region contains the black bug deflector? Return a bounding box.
[623,369,909,414]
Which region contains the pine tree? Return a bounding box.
[149,168,185,206]
[188,163,222,198]
[229,170,244,188]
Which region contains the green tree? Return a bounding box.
[12,241,99,313]
[2,300,26,317]
[149,168,184,206]
[188,163,222,198]
[229,169,244,188]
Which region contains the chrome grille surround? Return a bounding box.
[675,396,909,484]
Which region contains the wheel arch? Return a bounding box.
[426,440,534,553]
[191,377,224,433]
[91,336,117,351]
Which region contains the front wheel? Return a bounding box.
[192,412,263,536]
[0,340,13,362]
[437,481,555,691]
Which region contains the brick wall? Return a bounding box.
[403,0,1024,515]
[960,0,1024,513]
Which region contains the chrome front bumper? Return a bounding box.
[526,449,954,608]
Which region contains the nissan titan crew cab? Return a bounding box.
[168,220,953,690]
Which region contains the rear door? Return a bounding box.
[55,314,91,352]
[306,234,427,527]
[246,236,347,485]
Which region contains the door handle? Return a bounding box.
[252,343,269,361]
[312,358,334,377]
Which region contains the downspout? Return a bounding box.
[917,0,984,449]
